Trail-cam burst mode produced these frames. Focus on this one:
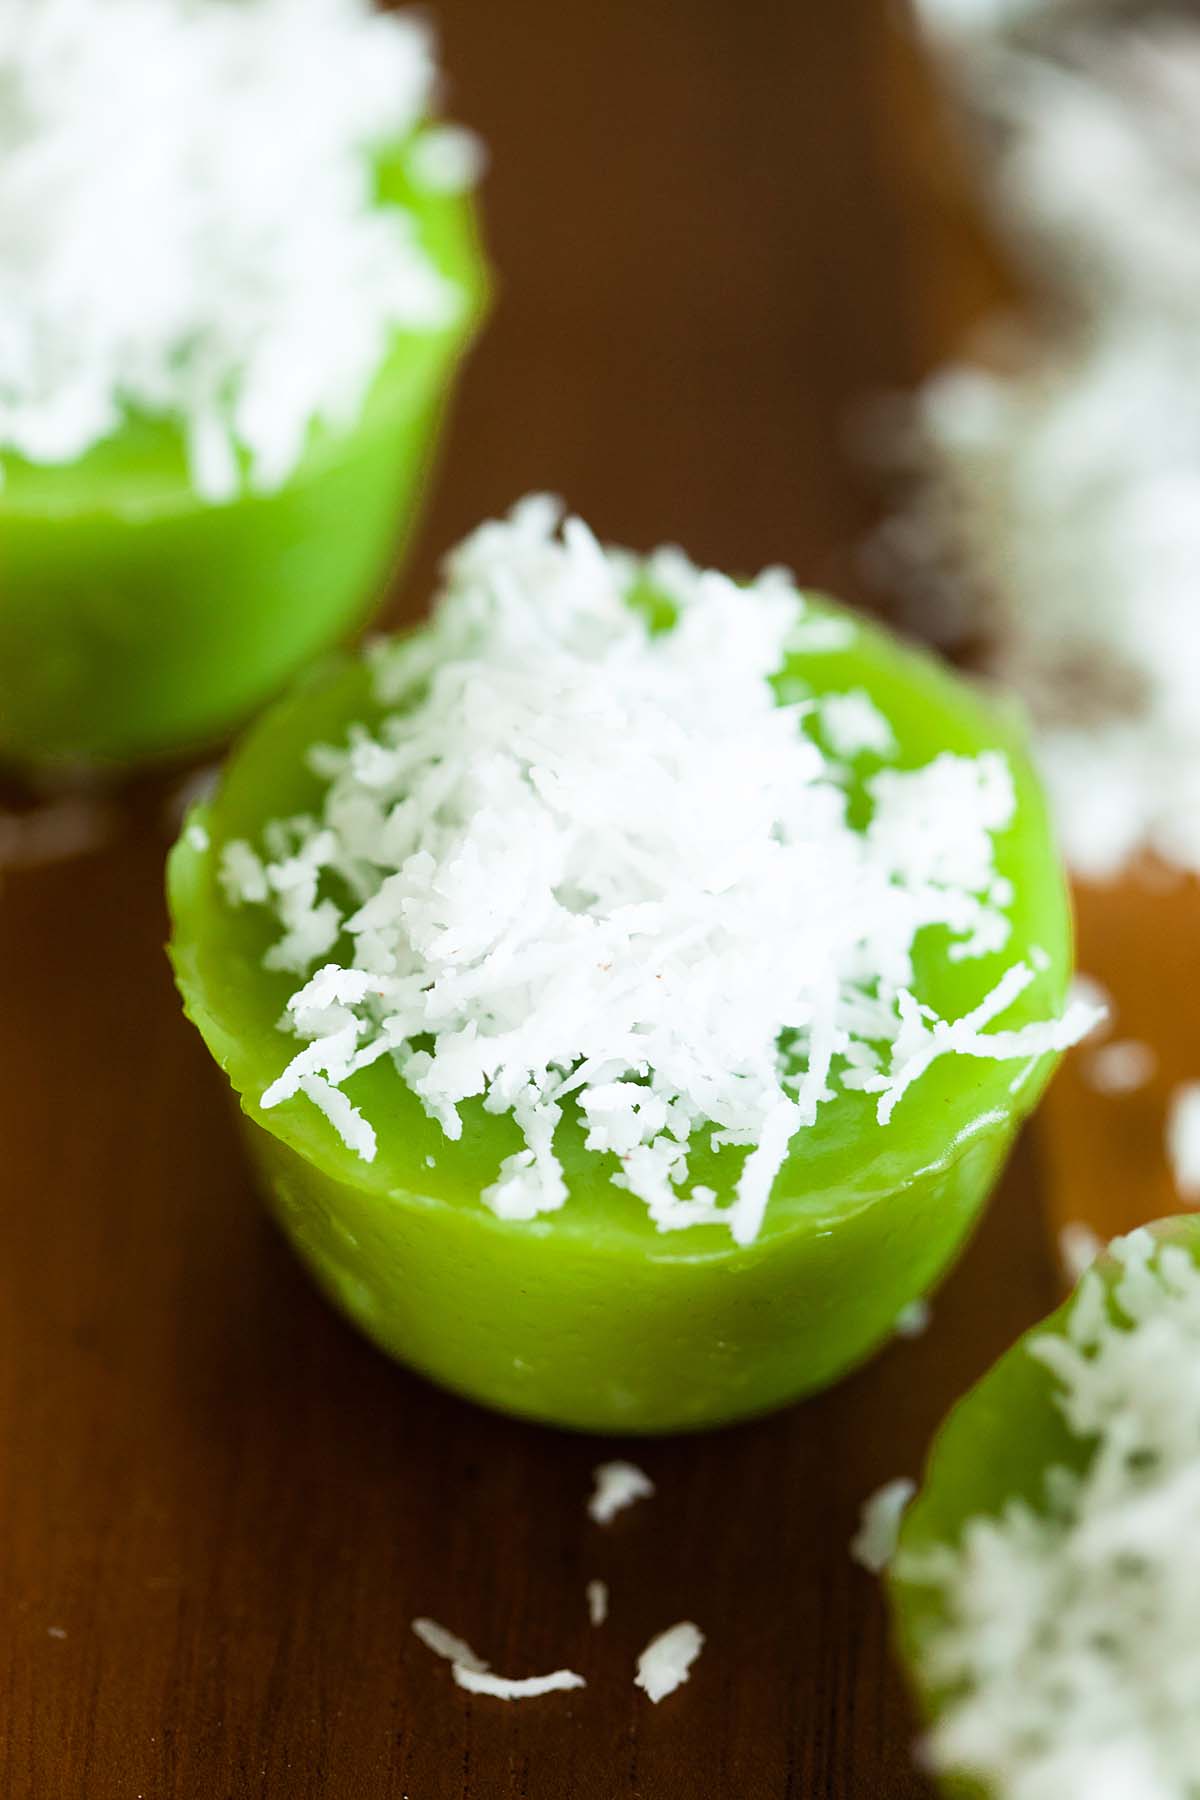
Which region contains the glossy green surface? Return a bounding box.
[888,1217,1200,1799]
[0,148,487,769]
[168,601,1075,1433]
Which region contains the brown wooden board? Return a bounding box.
[1041,873,1200,1260]
[0,3,1076,1795]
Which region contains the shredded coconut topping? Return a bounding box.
[901,1227,1200,1798]
[1066,974,1112,1035]
[880,4,1200,880]
[878,341,1200,880]
[915,5,1200,324]
[0,0,468,501]
[221,500,1094,1244]
[634,1622,704,1703]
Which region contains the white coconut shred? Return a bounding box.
[588,1462,655,1527]
[411,1617,584,1702]
[634,1622,705,1704]
[851,1478,916,1575]
[1167,1083,1200,1206]
[0,0,471,502]
[219,498,1097,1246]
[900,1228,1200,1799]
[586,1580,609,1627]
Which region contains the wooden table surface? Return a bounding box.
[0,4,1090,1796]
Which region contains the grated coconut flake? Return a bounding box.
[894,1298,932,1339]
[0,0,469,501]
[635,1622,704,1703]
[221,500,1096,1244]
[1066,974,1112,1035]
[586,1580,609,1627]
[879,340,1200,881]
[1167,1084,1200,1206]
[588,1461,655,1527]
[900,1227,1200,1798]
[413,1617,583,1701]
[411,1617,488,1674]
[851,1478,916,1574]
[1058,1220,1103,1285]
[1083,1039,1156,1097]
[452,1665,585,1701]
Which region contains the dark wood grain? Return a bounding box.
[0,4,1063,1796]
[1042,873,1200,1259]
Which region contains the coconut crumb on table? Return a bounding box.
[634,1622,704,1703]
[588,1461,655,1526]
[412,1618,584,1702]
[586,1580,609,1627]
[411,1616,488,1673]
[893,1298,932,1339]
[851,1478,916,1575]
[1082,1039,1156,1096]
[1058,1221,1103,1285]
[1167,1083,1200,1204]
[452,1666,585,1701]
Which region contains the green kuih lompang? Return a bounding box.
[0,0,487,769]
[890,1218,1200,1800]
[168,499,1093,1433]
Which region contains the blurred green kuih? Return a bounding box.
[890,1217,1200,1799]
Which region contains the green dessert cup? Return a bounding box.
[0,151,486,771]
[168,581,1078,1435]
[888,1216,1200,1798]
